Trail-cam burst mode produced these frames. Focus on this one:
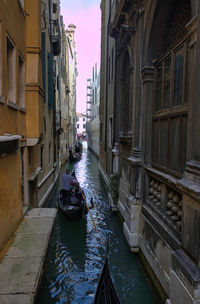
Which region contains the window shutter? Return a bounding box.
[42,32,46,102]
[48,52,54,110]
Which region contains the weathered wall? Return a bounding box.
[0,152,22,251]
[100,0,200,303]
[0,0,26,251]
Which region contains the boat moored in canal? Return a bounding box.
[94,240,121,304]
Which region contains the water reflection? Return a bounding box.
[36,149,162,304]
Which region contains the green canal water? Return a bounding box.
[36,149,163,304]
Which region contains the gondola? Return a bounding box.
[58,174,87,221]
[94,240,121,304]
[69,150,82,162]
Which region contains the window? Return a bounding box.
[111,48,114,81]
[49,144,51,163]
[42,32,46,102]
[153,44,189,175]
[100,123,103,143]
[109,117,113,147]
[40,146,43,170]
[19,54,25,108]
[95,87,97,104]
[120,51,131,135]
[83,124,86,129]
[83,118,85,122]
[152,0,191,175]
[108,56,111,83]
[54,144,56,162]
[7,36,16,103]
[29,148,32,167]
[53,3,57,13]
[77,124,79,129]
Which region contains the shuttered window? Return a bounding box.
[48,52,54,110]
[42,32,46,102]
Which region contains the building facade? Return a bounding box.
[60,22,77,163]
[0,0,27,252]
[76,112,86,140]
[65,24,77,153]
[86,64,100,157]
[0,0,77,254]
[100,0,200,303]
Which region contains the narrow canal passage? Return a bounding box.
[36,149,162,304]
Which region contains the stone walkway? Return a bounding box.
[0,208,57,304]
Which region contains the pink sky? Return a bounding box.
[60,1,101,114]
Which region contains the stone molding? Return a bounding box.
[172,249,200,285]
[141,66,155,84]
[128,147,142,167]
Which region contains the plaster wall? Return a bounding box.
[0,152,22,251]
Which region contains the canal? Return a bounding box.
[36,148,162,304]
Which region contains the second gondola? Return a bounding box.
[94,240,121,304]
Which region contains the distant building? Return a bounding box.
[86,64,100,157]
[65,24,78,152]
[60,20,77,164]
[76,113,87,140]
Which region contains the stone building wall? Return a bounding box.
[100,0,200,303]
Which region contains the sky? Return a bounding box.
[60,0,101,114]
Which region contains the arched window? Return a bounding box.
[120,51,131,135]
[152,0,191,176]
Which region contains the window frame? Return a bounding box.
[6,34,16,105]
[18,52,25,109]
[152,36,190,177]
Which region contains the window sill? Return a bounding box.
[7,100,18,111]
[19,106,26,113]
[0,96,5,104]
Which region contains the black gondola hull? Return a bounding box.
[94,257,121,304]
[58,198,86,221]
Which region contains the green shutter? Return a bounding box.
[42,32,46,102]
[48,52,54,110]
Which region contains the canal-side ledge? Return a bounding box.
[0,208,57,304]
